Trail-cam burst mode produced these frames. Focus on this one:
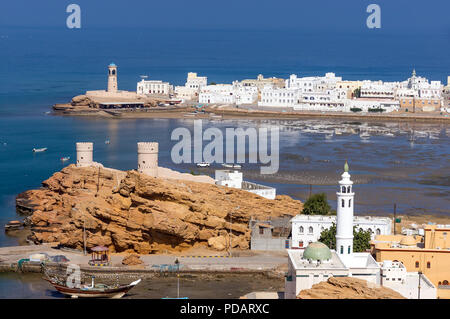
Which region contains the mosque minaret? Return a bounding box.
[336,161,354,261]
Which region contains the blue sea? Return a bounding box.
[0,26,449,248]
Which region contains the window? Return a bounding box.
[259,227,264,235]
[299,241,304,248]
[340,246,343,254]
[308,226,313,234]
[415,261,419,268]
[347,186,351,193]
[376,228,381,235]
[299,226,304,234]
[427,262,431,269]
[342,186,346,193]
[348,246,351,254]
[348,199,351,207]
[341,199,345,207]
[443,280,449,285]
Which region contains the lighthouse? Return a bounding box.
[107,63,118,93]
[336,161,354,261]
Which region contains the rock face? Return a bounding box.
[18,165,302,254]
[297,277,405,299]
[122,254,144,266]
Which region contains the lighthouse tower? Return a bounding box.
[336,161,354,261]
[107,63,118,93]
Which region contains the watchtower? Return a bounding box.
[137,142,158,177]
[76,142,94,167]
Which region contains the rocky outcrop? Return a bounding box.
[18,165,302,254]
[122,254,144,266]
[297,277,405,299]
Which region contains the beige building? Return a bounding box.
[336,80,363,98]
[372,225,450,298]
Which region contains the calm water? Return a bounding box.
[0,26,449,250]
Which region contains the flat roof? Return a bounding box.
[288,249,347,270]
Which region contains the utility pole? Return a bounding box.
[418,271,422,299]
[83,209,87,256]
[393,203,397,235]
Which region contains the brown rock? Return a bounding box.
[122,254,144,266]
[18,165,302,253]
[297,277,405,299]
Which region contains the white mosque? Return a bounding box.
[284,162,436,299]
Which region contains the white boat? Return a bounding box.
[61,156,70,162]
[359,132,370,140]
[33,148,47,152]
[222,163,241,169]
[105,140,110,144]
[196,162,210,167]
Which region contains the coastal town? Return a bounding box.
[54,63,450,121]
[1,137,449,299]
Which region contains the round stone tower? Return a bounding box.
[76,142,93,167]
[137,142,158,177]
[107,63,118,93]
[336,160,354,261]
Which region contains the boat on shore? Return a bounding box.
[44,276,141,299]
[33,147,47,152]
[196,162,210,167]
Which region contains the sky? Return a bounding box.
[0,0,449,33]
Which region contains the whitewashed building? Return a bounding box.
[285,162,436,299]
[291,215,392,249]
[214,170,276,199]
[137,79,172,95]
[174,72,208,101]
[258,87,299,107]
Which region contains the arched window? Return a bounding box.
[308,226,314,234]
[443,280,449,285]
[427,262,431,269]
[341,199,345,207]
[415,261,419,268]
[348,199,351,207]
[376,228,381,235]
[347,186,351,193]
[299,226,304,234]
[342,186,346,193]
[368,228,372,234]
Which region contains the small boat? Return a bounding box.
[196,162,210,167]
[44,276,141,299]
[222,163,241,169]
[105,140,110,144]
[33,147,47,152]
[61,156,70,162]
[359,132,370,140]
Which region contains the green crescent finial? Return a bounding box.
[344,160,349,172]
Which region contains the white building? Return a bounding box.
[199,84,235,104]
[174,72,208,101]
[137,79,172,95]
[291,215,392,249]
[214,169,276,200]
[285,162,436,299]
[286,73,342,92]
[258,87,299,107]
[379,261,436,299]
